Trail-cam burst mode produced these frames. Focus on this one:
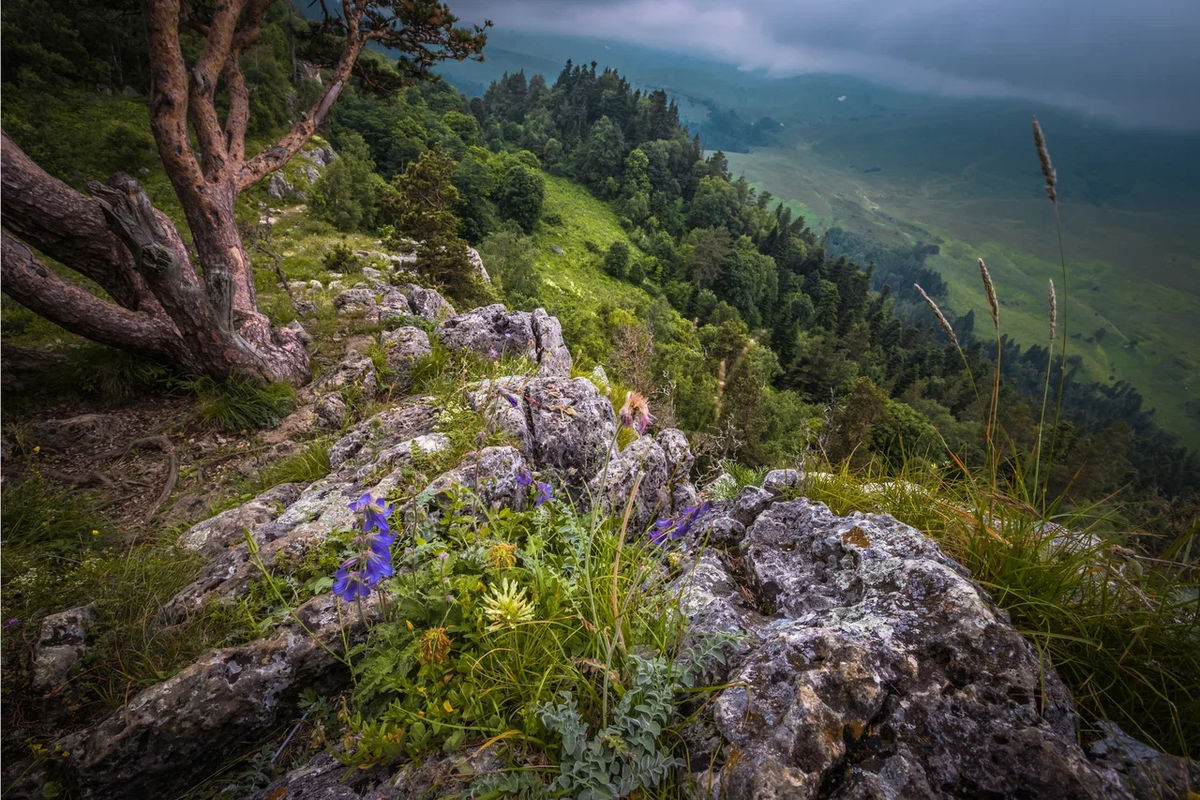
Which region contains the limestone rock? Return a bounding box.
[365,288,412,325]
[160,402,436,622]
[1086,720,1200,800]
[379,326,432,391]
[761,468,800,494]
[591,435,670,533]
[438,305,572,377]
[32,604,97,693]
[327,402,437,470]
[61,594,379,799]
[531,308,572,377]
[683,497,1138,799]
[267,172,295,200]
[419,445,530,517]
[731,485,773,527]
[401,284,455,321]
[466,376,616,487]
[177,482,303,557]
[251,748,504,800]
[315,393,347,429]
[333,287,375,315]
[351,433,449,483]
[317,354,377,400]
[467,245,490,283]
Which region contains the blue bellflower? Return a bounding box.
[333,493,397,602]
[535,481,554,506]
[649,502,712,545]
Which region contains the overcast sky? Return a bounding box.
[449,0,1200,131]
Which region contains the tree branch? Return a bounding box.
[1,130,161,314]
[188,0,246,178]
[235,3,366,191]
[1,232,192,366]
[143,0,208,203]
[223,0,273,166]
[87,173,270,380]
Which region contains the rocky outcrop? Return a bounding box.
[159,401,439,623]
[418,445,531,517]
[177,482,304,557]
[590,428,697,532]
[379,326,432,392]
[62,594,379,799]
[402,283,455,321]
[31,293,1193,800]
[438,304,572,376]
[676,492,1176,800]
[466,376,616,488]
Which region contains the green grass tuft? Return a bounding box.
[184,376,296,433]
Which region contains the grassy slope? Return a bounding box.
[726,145,1200,447]
[528,175,647,310]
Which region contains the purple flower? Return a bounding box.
[488,347,499,359]
[517,468,533,488]
[535,481,553,506]
[362,550,394,584]
[349,493,394,536]
[2,618,19,631]
[333,559,373,602]
[334,493,398,602]
[649,502,712,545]
[502,391,519,408]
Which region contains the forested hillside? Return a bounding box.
[308,61,1200,533]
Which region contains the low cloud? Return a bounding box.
[450,0,1200,130]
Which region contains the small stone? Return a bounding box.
[761,468,800,494]
[315,393,347,429]
[32,603,97,693]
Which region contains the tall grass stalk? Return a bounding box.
[1034,116,1072,508]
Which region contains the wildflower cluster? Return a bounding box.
[332,493,396,602]
[517,468,555,507]
[649,502,712,545]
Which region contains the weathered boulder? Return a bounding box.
[315,392,348,429]
[327,402,438,470]
[160,402,437,622]
[438,305,572,376]
[531,308,572,377]
[177,482,303,557]
[418,445,530,518]
[590,429,697,533]
[31,603,97,694]
[251,747,503,800]
[333,286,375,314]
[61,594,379,799]
[591,435,671,532]
[761,467,800,494]
[351,432,449,483]
[317,354,377,400]
[379,326,432,391]
[366,288,412,325]
[466,376,616,487]
[1086,721,1200,800]
[677,495,1156,799]
[401,283,455,321]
